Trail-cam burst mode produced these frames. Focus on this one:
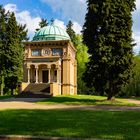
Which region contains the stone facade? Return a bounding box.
[21,40,77,96]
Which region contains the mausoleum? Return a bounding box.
[21,25,77,96]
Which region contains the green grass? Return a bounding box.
[0,109,140,140]
[38,95,137,106]
[0,95,12,100]
[129,97,140,101]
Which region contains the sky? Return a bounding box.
[0,0,140,54]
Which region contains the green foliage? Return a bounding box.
[66,21,89,94]
[121,56,140,97]
[4,12,27,95]
[36,18,49,31]
[0,5,8,95]
[0,5,27,95]
[75,35,89,94]
[83,0,136,99]
[66,20,77,46]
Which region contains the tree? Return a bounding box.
[83,0,136,100]
[4,12,27,95]
[0,5,28,95]
[0,5,9,95]
[66,22,89,94]
[36,18,49,31]
[75,35,89,94]
[66,20,77,46]
[121,56,140,97]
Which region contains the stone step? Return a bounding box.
[24,83,50,93]
[16,92,52,98]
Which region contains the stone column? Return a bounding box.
[48,68,51,83]
[74,60,77,94]
[27,67,30,83]
[48,65,51,83]
[57,68,59,83]
[35,66,38,83]
[59,68,61,83]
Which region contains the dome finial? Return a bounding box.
[50,18,54,25]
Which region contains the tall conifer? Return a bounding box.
[66,20,77,46]
[0,6,9,95]
[83,0,136,99]
[0,5,27,95]
[5,12,27,95]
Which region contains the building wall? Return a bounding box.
[22,40,77,95]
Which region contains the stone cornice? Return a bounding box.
[23,40,77,52]
[23,40,69,46]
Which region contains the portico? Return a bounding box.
[26,63,61,84]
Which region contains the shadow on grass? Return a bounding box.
[0,109,140,140]
[39,95,136,106]
[0,95,47,103]
[0,95,13,100]
[39,96,110,105]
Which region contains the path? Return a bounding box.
[1,97,140,111]
[127,99,140,105]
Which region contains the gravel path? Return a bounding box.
[1,97,140,111]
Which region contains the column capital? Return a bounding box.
[47,65,51,69]
[35,65,38,69]
[74,60,77,66]
[27,65,30,69]
[56,65,59,69]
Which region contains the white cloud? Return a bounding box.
[16,11,41,38]
[54,19,82,34]
[40,0,87,25]
[54,19,66,30]
[133,32,140,54]
[78,0,86,4]
[4,3,17,13]
[136,0,140,10]
[4,4,41,39]
[133,0,140,54]
[73,22,82,34]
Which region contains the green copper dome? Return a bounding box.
[33,25,70,41]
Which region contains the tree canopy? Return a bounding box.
[36,18,49,31]
[83,0,136,100]
[0,5,28,95]
[66,20,77,46]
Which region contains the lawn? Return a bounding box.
[129,97,140,101]
[38,95,137,106]
[0,109,140,140]
[0,95,12,100]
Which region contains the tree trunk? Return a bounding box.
[11,88,14,96]
[0,83,3,96]
[107,94,115,100]
[0,75,4,96]
[107,81,115,100]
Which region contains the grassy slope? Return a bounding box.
[38,95,137,106]
[0,109,140,140]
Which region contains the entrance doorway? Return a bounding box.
[42,70,48,83]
